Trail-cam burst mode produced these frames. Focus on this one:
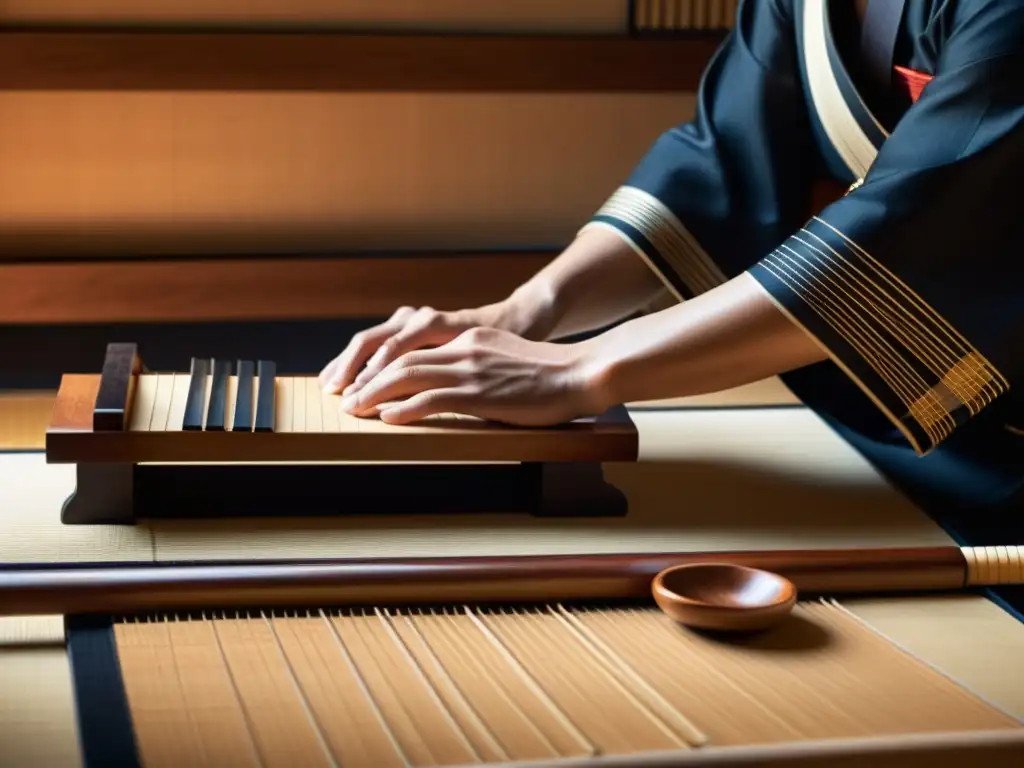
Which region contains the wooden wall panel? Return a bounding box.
[633,0,739,31]
[0,254,555,323]
[0,0,629,32]
[0,32,724,92]
[0,92,695,258]
[0,1,720,323]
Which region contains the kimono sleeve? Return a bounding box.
[748,21,1024,456]
[579,0,818,301]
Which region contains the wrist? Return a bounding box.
[570,318,681,409]
[466,282,560,341]
[568,334,627,413]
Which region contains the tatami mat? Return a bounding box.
[0,390,53,451]
[0,615,65,646]
[844,595,1024,721]
[151,407,950,561]
[0,457,155,564]
[0,645,81,768]
[1,405,950,565]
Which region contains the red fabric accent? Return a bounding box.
[811,178,849,213]
[808,66,936,216]
[894,65,934,103]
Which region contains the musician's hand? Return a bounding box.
[338,327,608,426]
[319,306,493,395]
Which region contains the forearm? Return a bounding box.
[486,227,666,341]
[585,272,828,405]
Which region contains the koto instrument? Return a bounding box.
[45,343,637,525]
[2,543,1024,768]
[56,602,1024,768]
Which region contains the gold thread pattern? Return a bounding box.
[582,185,728,299]
[962,547,1024,586]
[759,216,1009,453]
[908,387,958,439]
[579,220,685,304]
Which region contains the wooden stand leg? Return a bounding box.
[533,462,628,518]
[61,464,136,525]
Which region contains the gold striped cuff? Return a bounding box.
[758,216,1009,453]
[582,185,727,300]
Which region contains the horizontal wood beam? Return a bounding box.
[0,253,555,324]
[0,548,973,616]
[0,29,725,91]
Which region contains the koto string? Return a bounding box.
[112,602,1020,767]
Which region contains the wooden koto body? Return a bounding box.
[46,342,638,464]
[44,343,635,524]
[3,545,1022,617]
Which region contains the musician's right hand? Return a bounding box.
[320,226,663,397]
[318,305,501,396]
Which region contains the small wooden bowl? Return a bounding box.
[652,563,797,632]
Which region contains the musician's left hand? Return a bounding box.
[338,327,609,425]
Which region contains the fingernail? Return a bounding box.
[340,395,355,411]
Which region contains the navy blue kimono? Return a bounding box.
[581,0,1024,521]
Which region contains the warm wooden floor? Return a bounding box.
[0,391,53,450]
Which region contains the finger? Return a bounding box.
[378,388,470,425]
[345,362,382,395]
[319,314,412,393]
[319,306,417,389]
[340,364,463,415]
[348,312,460,395]
[319,339,379,394]
[345,342,452,396]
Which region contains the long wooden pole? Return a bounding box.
[0,547,973,616]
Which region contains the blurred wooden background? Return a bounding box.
[0,1,735,379]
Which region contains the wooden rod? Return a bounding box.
[0,30,725,92]
[0,548,968,616]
